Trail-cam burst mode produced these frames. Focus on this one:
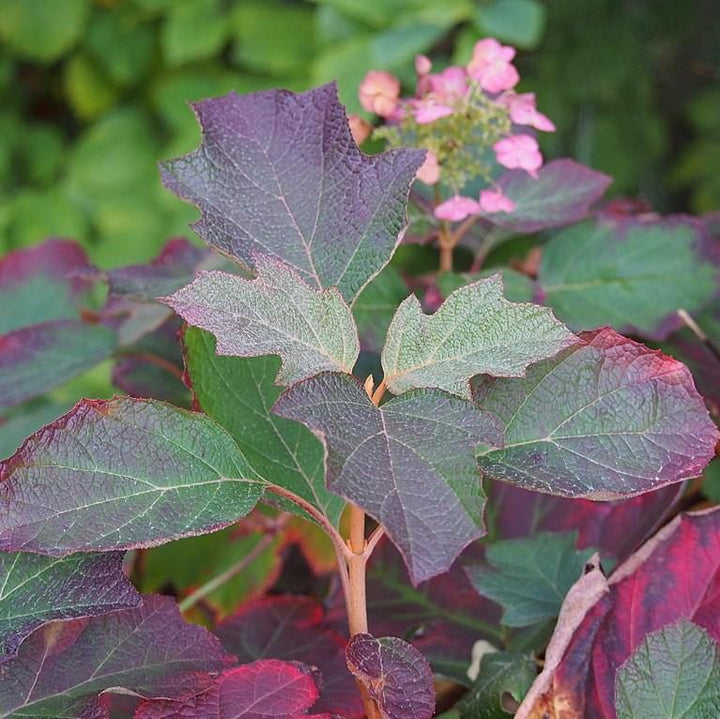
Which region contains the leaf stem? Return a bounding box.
[114,350,185,381]
[678,308,720,364]
[178,527,279,612]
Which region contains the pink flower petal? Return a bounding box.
[415,54,432,76]
[434,195,482,222]
[416,151,441,185]
[479,188,516,214]
[414,102,454,124]
[504,92,556,132]
[493,134,543,177]
[359,70,401,117]
[468,38,520,93]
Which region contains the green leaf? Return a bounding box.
[466,532,595,627]
[615,620,720,719]
[167,257,360,386]
[63,53,118,121]
[436,269,534,304]
[275,372,503,584]
[382,274,575,398]
[0,0,90,62]
[475,0,546,49]
[231,1,316,77]
[0,398,265,555]
[457,651,536,718]
[0,551,140,660]
[539,218,718,341]
[474,328,719,499]
[162,0,228,66]
[183,327,344,525]
[353,265,409,353]
[8,188,89,250]
[85,6,155,87]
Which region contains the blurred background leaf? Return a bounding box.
[1,0,718,266]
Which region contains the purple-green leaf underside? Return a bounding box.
[160,83,425,303]
[382,274,575,398]
[473,328,719,499]
[491,160,612,233]
[166,256,360,387]
[183,328,344,525]
[0,594,230,718]
[346,634,435,719]
[274,373,503,584]
[0,320,117,412]
[0,551,140,662]
[0,398,265,555]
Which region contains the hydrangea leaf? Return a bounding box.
[274,372,503,584]
[0,551,140,662]
[166,257,360,386]
[538,217,718,341]
[382,274,575,398]
[216,595,362,716]
[491,159,612,233]
[0,240,117,411]
[489,481,682,563]
[105,237,218,301]
[161,83,425,302]
[183,327,343,524]
[0,320,117,411]
[0,239,95,335]
[474,328,719,499]
[135,660,331,719]
[0,397,265,555]
[346,633,435,719]
[353,265,409,353]
[466,532,596,627]
[456,651,537,719]
[0,594,230,718]
[615,620,720,719]
[112,316,190,406]
[515,508,720,718]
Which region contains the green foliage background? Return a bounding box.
[0,0,718,268]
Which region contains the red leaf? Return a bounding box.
[515,508,720,718]
[216,595,363,717]
[134,660,331,719]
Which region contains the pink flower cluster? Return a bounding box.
[356,38,557,222]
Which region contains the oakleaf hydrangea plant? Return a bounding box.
[0,38,718,719]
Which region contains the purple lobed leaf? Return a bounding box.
[490,160,612,233]
[346,633,435,719]
[274,372,503,585]
[160,83,425,302]
[134,660,332,719]
[0,551,140,662]
[166,256,360,386]
[0,397,265,555]
[474,328,719,499]
[0,594,231,718]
